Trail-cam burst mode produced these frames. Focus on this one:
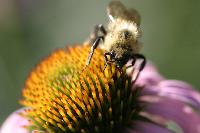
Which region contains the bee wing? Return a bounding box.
[107,1,127,22]
[107,1,141,25]
[127,8,141,26]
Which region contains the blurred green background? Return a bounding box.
[0,0,200,124]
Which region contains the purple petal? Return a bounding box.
[127,121,172,133]
[159,80,194,90]
[0,108,30,133]
[141,96,200,133]
[141,80,200,110]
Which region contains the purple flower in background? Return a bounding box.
[1,50,200,133]
[0,108,30,133]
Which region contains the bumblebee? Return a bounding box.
[86,1,146,73]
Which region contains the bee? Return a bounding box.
[85,1,146,75]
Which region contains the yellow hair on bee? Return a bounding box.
[103,18,142,54]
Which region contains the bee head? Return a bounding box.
[109,48,132,69]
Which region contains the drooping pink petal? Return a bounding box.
[159,80,194,90]
[141,96,200,133]
[0,108,29,133]
[141,80,200,110]
[128,121,172,133]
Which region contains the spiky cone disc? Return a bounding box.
[20,45,142,133]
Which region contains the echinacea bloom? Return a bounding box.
[1,45,200,133]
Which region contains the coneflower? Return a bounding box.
[1,45,200,133]
[20,45,143,133]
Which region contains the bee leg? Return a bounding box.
[103,52,111,71]
[86,36,104,66]
[95,24,107,35]
[126,58,136,69]
[85,24,107,45]
[130,54,146,83]
[134,54,146,71]
[116,66,123,73]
